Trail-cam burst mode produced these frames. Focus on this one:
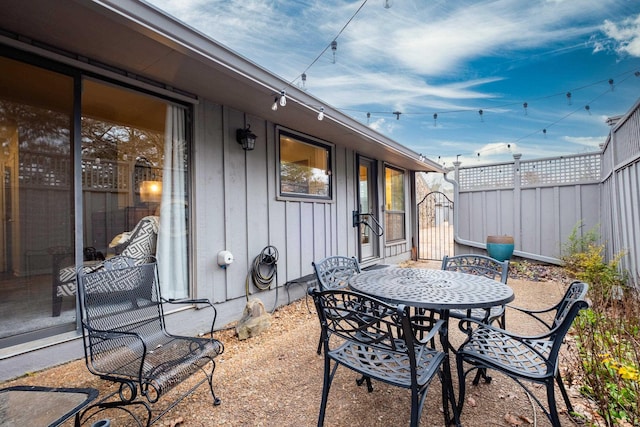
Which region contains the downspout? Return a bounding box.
[443,162,563,265]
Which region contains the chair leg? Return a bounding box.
[318,359,338,427]
[355,375,373,392]
[555,372,575,418]
[472,367,492,385]
[546,380,562,427]
[409,388,420,427]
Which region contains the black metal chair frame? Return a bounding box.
[310,288,451,427]
[77,256,224,426]
[442,254,510,328]
[456,281,589,427]
[312,256,361,354]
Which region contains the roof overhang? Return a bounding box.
[0,0,442,173]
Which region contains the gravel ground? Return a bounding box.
[0,260,600,426]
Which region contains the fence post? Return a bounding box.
[513,154,522,252]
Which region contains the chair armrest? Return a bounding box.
[414,318,445,345]
[504,304,555,330]
[83,324,148,382]
[161,298,217,336]
[458,317,556,341]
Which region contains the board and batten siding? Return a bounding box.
[193,101,360,315]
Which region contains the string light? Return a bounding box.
[478,109,484,122]
[271,97,279,111]
[317,107,325,121]
[301,73,307,89]
[585,105,591,115]
[366,112,370,124]
[331,40,337,64]
[566,91,572,105]
[609,78,614,91]
[393,111,401,120]
[433,113,438,126]
[523,102,528,115]
[279,90,287,107]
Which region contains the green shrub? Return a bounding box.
[564,221,639,426]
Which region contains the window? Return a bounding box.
[385,166,405,241]
[278,130,332,199]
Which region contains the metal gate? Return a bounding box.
[416,191,454,260]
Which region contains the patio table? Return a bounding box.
[349,267,514,427]
[0,385,99,426]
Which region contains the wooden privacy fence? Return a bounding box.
[447,98,640,287]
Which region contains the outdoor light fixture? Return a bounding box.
[317,107,325,121]
[236,125,257,151]
[279,90,287,107]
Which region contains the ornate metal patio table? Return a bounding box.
[0,385,99,426]
[349,267,515,426]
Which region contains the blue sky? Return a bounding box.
[146,0,640,167]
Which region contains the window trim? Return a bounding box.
[383,164,407,243]
[276,126,334,202]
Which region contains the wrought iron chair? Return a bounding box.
[442,254,509,328]
[78,256,224,426]
[312,256,361,354]
[52,215,159,316]
[456,281,589,427]
[309,288,451,427]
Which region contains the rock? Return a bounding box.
[236,299,272,340]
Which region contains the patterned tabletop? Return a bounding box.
[349,267,514,310]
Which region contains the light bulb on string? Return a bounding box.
[566,92,572,105]
[301,73,307,89]
[543,129,547,138]
[585,105,591,115]
[523,102,528,115]
[478,109,484,122]
[433,113,438,126]
[393,111,401,120]
[366,112,371,124]
[279,90,287,107]
[609,78,614,91]
[331,40,337,64]
[317,107,325,121]
[271,97,279,111]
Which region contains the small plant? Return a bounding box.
[564,221,640,426]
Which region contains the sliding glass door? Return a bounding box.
[0,52,191,348]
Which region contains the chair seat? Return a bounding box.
[458,325,553,380]
[329,339,444,388]
[449,305,505,322]
[91,334,224,396]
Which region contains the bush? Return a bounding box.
[563,222,639,426]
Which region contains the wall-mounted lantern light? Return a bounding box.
[236,125,257,151]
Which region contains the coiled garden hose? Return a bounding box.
[245,245,279,313]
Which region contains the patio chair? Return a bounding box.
[52,215,159,316]
[442,254,509,328]
[312,256,361,354]
[309,288,450,427]
[78,256,224,426]
[456,281,589,427]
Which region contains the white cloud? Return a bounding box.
[601,14,640,57]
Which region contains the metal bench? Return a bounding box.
[77,256,224,426]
